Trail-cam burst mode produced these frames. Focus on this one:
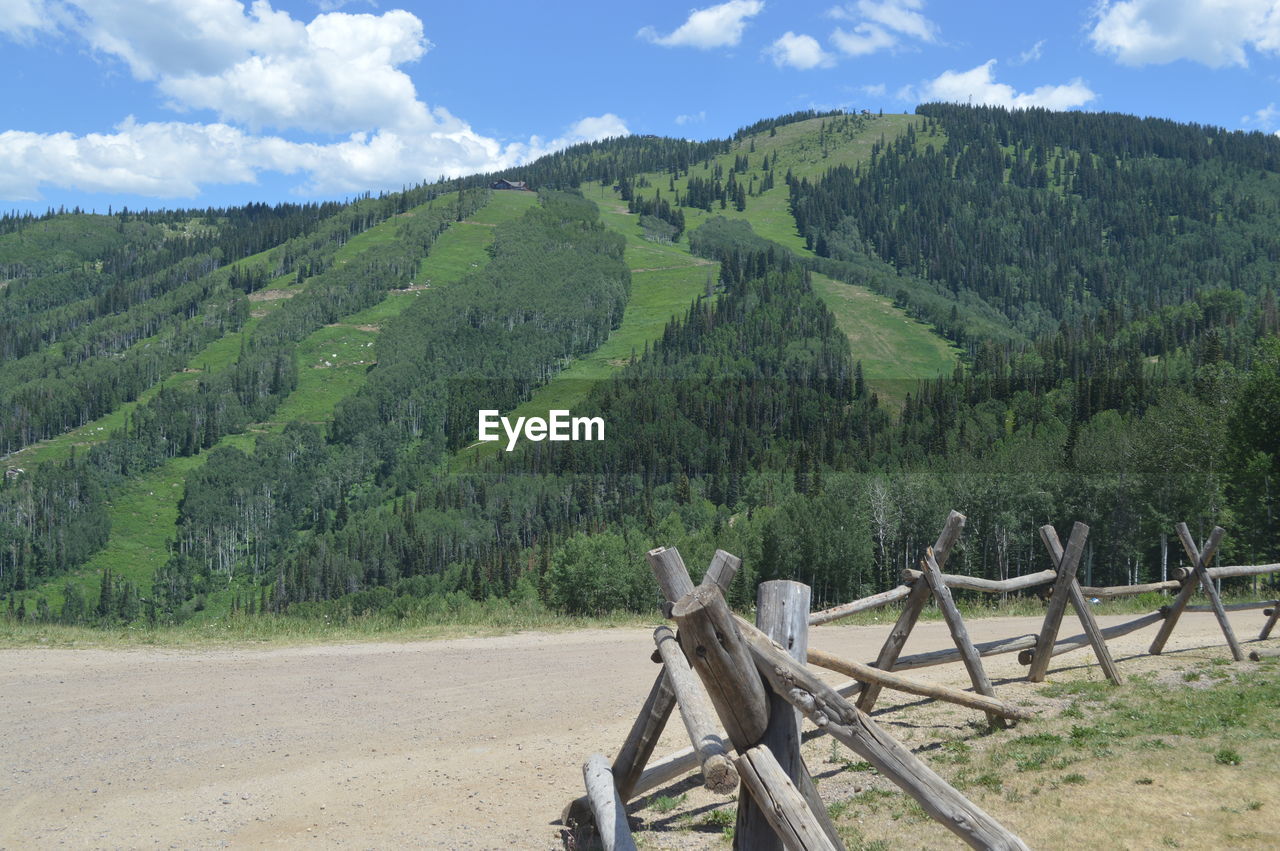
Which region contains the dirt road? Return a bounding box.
[0,611,1269,848]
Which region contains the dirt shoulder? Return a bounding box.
[0,611,1274,849]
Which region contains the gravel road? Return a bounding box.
[0,610,1268,848]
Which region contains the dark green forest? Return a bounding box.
[3,104,1279,626]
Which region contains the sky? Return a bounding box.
[4,0,1280,213]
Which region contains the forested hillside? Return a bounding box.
[4,105,1279,627]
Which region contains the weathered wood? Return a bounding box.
[1185,600,1277,613]
[739,581,841,851]
[613,671,675,799]
[736,617,1029,850]
[653,627,738,794]
[1028,522,1089,683]
[1040,524,1122,685]
[563,670,676,828]
[1261,603,1280,640]
[920,546,1004,726]
[807,648,1033,721]
[1248,648,1280,661]
[630,745,698,798]
[583,753,638,851]
[1178,523,1244,661]
[904,610,1167,672]
[1205,562,1280,580]
[735,746,840,851]
[1149,526,1227,656]
[857,510,966,713]
[856,579,931,712]
[648,546,696,607]
[1080,579,1183,598]
[1018,610,1166,665]
[901,567,1057,594]
[703,549,742,595]
[671,584,771,750]
[808,584,911,626]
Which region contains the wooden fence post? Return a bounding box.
[1037,524,1122,684]
[735,746,839,851]
[737,581,841,850]
[1027,522,1088,683]
[583,753,638,851]
[1149,526,1225,655]
[736,616,1029,850]
[653,626,739,793]
[1179,523,1244,660]
[857,510,966,713]
[1261,605,1280,641]
[920,546,1004,727]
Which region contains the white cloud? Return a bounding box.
[1090,0,1280,67]
[46,1,429,134]
[828,0,937,57]
[0,1,629,200]
[1244,102,1280,129]
[674,110,707,125]
[766,31,836,69]
[0,0,60,38]
[638,0,764,49]
[1015,38,1045,65]
[908,60,1096,110]
[830,23,896,55]
[0,113,630,201]
[861,82,887,96]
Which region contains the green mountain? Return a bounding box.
[3,105,1278,625]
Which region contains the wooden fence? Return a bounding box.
[563,515,1279,850]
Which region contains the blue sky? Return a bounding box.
[4,0,1280,213]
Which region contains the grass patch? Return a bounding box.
[817,655,1280,849]
[0,598,655,648]
[809,271,959,408]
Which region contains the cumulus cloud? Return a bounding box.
[0,1,628,200]
[0,112,629,201]
[1090,0,1280,67]
[1244,102,1280,130]
[828,0,937,56]
[766,32,836,69]
[908,60,1096,110]
[638,0,764,49]
[675,110,707,125]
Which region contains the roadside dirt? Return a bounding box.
[0,611,1271,849]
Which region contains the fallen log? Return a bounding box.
[736,616,1029,850]
[808,584,911,626]
[807,647,1033,721]
[735,746,839,851]
[1248,648,1280,661]
[583,753,637,851]
[900,568,1056,594]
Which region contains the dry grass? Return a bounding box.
[624,636,1280,849]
